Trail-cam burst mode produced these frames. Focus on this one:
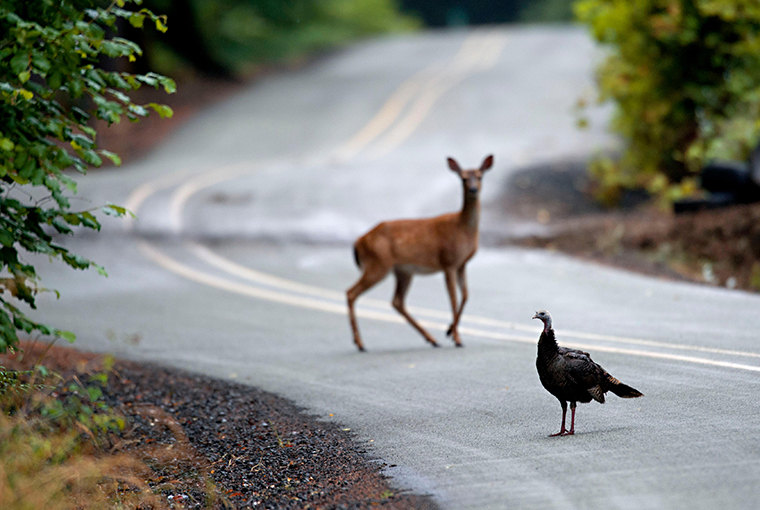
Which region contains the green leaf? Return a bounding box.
[0,138,14,151]
[59,330,76,343]
[31,52,51,74]
[129,13,145,28]
[159,76,177,94]
[10,52,28,76]
[102,204,131,217]
[18,71,31,84]
[136,74,157,87]
[87,385,103,402]
[99,150,121,166]
[0,229,14,247]
[148,103,173,118]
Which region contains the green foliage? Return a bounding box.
[0,0,175,352]
[193,0,420,72]
[39,374,125,441]
[520,0,576,22]
[576,0,760,205]
[1,357,122,441]
[0,359,159,510]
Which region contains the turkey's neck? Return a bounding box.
[538,326,559,360]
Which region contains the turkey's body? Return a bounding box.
[534,312,643,436]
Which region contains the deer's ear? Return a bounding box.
[480,154,494,171]
[447,157,462,173]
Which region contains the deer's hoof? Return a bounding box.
[455,343,464,348]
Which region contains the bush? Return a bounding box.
[0,0,175,352]
[0,356,162,510]
[576,0,760,205]
[192,0,420,73]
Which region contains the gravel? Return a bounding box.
[106,360,439,510]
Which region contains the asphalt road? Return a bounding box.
[30,26,760,509]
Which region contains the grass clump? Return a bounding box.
[0,342,222,509]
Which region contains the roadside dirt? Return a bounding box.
[500,161,760,293]
[1,341,438,510]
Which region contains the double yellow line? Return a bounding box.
[334,32,508,161]
[137,241,760,372]
[125,31,760,372]
[125,32,508,234]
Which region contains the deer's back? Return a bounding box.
[355,213,478,272]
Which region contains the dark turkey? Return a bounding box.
[533,310,643,436]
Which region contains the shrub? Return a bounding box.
[0,358,161,510]
[576,0,760,205]
[196,0,420,72]
[0,0,175,352]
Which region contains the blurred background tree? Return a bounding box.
[129,0,578,79]
[132,0,421,77]
[575,0,760,206]
[399,0,575,26]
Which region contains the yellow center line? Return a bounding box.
[369,33,509,158]
[188,242,760,362]
[168,161,264,234]
[122,172,193,232]
[332,63,436,162]
[141,241,760,373]
[125,31,760,373]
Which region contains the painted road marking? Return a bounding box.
[369,33,509,159]
[124,29,760,373]
[123,171,193,232]
[189,242,760,362]
[140,241,760,373]
[163,32,509,233]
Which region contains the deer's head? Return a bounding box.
[448,154,493,198]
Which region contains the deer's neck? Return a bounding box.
[459,193,480,230]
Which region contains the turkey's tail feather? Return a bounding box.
[609,378,643,398]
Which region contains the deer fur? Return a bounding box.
[346,155,493,351]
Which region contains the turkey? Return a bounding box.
[532,310,643,436]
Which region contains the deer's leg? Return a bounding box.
[347,264,389,352]
[454,265,469,343]
[392,269,438,347]
[443,268,464,346]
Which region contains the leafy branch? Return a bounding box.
[0,0,175,352]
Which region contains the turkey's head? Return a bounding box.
[532,310,552,331]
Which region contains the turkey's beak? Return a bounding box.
[532,312,538,320]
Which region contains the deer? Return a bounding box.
[346,154,494,351]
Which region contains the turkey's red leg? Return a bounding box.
[567,404,576,435]
[550,403,569,436]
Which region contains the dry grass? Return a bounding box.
[0,340,225,510]
[0,412,161,510]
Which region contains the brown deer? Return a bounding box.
[346,155,494,351]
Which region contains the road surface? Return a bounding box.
[30,26,760,509]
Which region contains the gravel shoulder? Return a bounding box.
[1,341,438,509]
